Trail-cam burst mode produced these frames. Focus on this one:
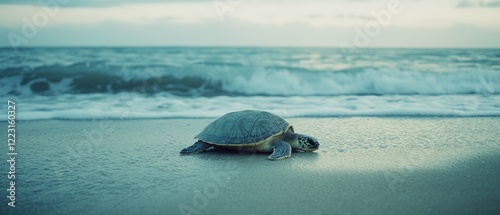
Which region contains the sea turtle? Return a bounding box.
[179,110,320,160]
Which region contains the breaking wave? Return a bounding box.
[1,62,498,97]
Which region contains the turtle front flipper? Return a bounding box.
[268,140,292,160]
[180,140,212,155]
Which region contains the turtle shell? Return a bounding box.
[195,110,291,146]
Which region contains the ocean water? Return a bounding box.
[1,47,499,119]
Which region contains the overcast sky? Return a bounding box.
[0,0,499,47]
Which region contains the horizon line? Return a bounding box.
[2,45,500,49]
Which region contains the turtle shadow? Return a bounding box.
[205,147,266,156]
[189,147,267,162]
[195,147,320,161]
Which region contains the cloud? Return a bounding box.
[307,14,324,18]
[480,1,500,7]
[0,3,217,28]
[0,19,353,47]
[1,18,500,48]
[0,1,386,29]
[0,0,499,48]
[0,0,206,8]
[456,0,500,8]
[1,0,499,33]
[456,1,475,8]
[336,14,372,20]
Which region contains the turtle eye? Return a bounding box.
[308,139,319,147]
[307,139,314,145]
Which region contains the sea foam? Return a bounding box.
[4,93,500,120]
[1,65,498,97]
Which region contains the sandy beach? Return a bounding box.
[2,117,499,215]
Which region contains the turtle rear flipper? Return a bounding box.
[268,140,292,160]
[180,140,212,155]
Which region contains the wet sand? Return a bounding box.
[2,117,500,215]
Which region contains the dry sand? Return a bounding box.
[2,117,499,215]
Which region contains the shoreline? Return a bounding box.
[8,114,500,122]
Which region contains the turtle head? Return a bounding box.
[293,134,320,151]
